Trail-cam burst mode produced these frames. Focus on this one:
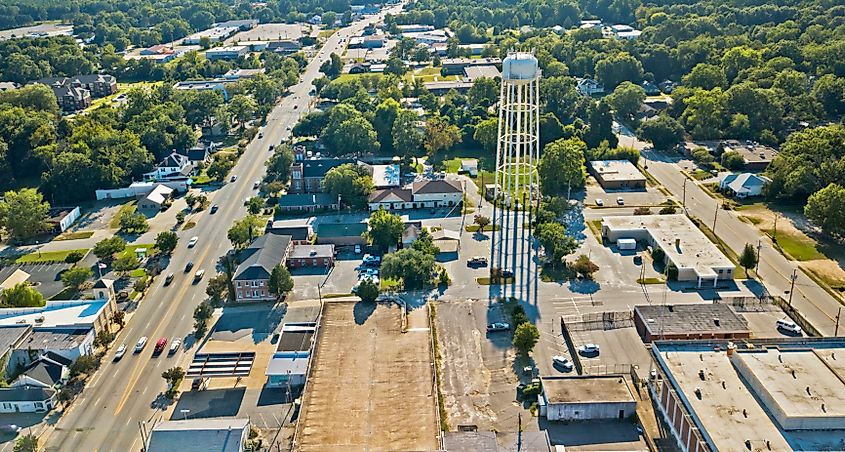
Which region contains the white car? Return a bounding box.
[595,198,604,206]
[114,344,127,361]
[169,338,182,355]
[134,337,148,353]
[188,236,199,248]
[552,356,574,371]
[578,343,600,355]
[616,197,625,205]
[776,319,802,335]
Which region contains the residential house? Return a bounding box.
[641,81,660,95]
[266,221,314,245]
[233,234,293,302]
[402,222,422,248]
[308,15,322,25]
[13,352,71,389]
[287,244,335,269]
[658,80,676,93]
[144,152,194,182]
[718,173,771,198]
[576,78,604,96]
[10,328,95,369]
[179,143,215,164]
[205,45,249,61]
[0,385,57,413]
[147,418,251,452]
[275,193,339,213]
[610,24,641,39]
[315,223,368,247]
[137,184,174,213]
[288,152,355,193]
[0,82,19,91]
[0,325,32,377]
[411,179,463,208]
[348,63,370,74]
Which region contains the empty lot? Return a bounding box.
[294,301,438,451]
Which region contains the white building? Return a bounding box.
[144,152,194,182]
[576,78,604,96]
[266,323,316,388]
[205,45,249,61]
[541,376,636,421]
[182,26,239,45]
[718,173,771,198]
[147,418,250,452]
[368,179,463,211]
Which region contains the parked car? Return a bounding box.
[776,319,802,335]
[187,236,198,248]
[552,356,574,372]
[164,273,174,285]
[0,425,21,434]
[616,197,625,205]
[168,338,181,355]
[230,175,238,182]
[153,338,168,355]
[354,244,362,254]
[467,256,488,267]
[253,181,260,189]
[210,204,219,214]
[191,378,208,391]
[595,198,604,206]
[269,145,275,151]
[114,344,127,361]
[578,343,601,355]
[185,261,194,272]
[362,254,381,265]
[134,337,148,353]
[501,269,514,278]
[258,132,263,139]
[486,322,510,332]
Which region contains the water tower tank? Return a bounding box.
[502,52,539,81]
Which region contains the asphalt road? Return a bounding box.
[41,9,398,452]
[644,151,843,336]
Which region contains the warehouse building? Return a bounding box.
[589,160,647,190]
[633,304,751,342]
[540,375,636,421]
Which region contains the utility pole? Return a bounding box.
[835,307,841,337]
[755,239,762,274]
[773,213,779,243]
[788,269,798,307]
[682,178,688,212]
[712,202,719,234]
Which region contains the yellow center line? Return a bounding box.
[113,241,215,415]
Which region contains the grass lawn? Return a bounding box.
[690,169,712,181]
[16,248,89,264]
[129,268,147,278]
[119,244,156,260]
[637,277,665,284]
[55,231,95,241]
[183,221,197,231]
[465,224,499,232]
[763,229,826,261]
[477,276,514,285]
[109,201,137,229]
[318,28,337,39]
[540,264,575,282]
[324,293,353,299]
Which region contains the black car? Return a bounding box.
[185,261,194,272]
[501,269,514,278]
[164,273,174,285]
[210,204,219,214]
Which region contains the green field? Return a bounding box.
[16,248,90,264]
[764,229,826,261]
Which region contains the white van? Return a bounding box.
[776,319,802,335]
[134,336,148,353]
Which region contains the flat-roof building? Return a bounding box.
[205,45,249,61]
[589,160,646,189]
[266,322,316,387]
[722,139,778,171]
[651,338,845,452]
[147,417,250,452]
[633,304,750,342]
[541,375,636,421]
[601,215,734,288]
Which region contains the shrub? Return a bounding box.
[65,250,84,263]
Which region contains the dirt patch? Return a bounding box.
[800,260,845,290]
[294,301,438,451]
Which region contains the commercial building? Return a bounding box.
[589,160,647,189]
[315,223,368,247]
[541,375,637,421]
[221,68,265,80]
[441,57,502,75]
[147,417,250,452]
[633,304,751,343]
[36,74,118,111]
[266,221,314,244]
[288,150,355,194]
[205,45,249,60]
[722,139,778,171]
[601,215,735,288]
[267,40,302,54]
[650,338,845,452]
[173,79,238,101]
[265,322,316,388]
[137,184,173,214]
[276,193,339,213]
[463,65,501,82]
[287,244,335,269]
[610,24,642,39]
[0,297,115,334]
[368,179,463,211]
[182,26,239,45]
[232,234,293,302]
[423,80,473,95]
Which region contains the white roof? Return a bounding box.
[0,269,30,290]
[266,352,310,376]
[145,184,174,205]
[0,301,109,329]
[372,164,400,187]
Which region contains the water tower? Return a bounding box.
[490,51,540,301]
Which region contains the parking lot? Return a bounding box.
[0,263,71,300]
[584,179,670,208]
[226,23,309,44]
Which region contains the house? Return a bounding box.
[402,222,422,248]
[460,159,478,176]
[411,179,463,208]
[610,24,641,39]
[233,234,293,302]
[315,223,368,247]
[0,82,19,91]
[658,80,676,93]
[180,143,214,163]
[205,45,249,61]
[13,353,71,389]
[576,78,604,96]
[0,385,57,413]
[9,328,95,369]
[144,152,194,182]
[287,244,335,269]
[588,160,647,190]
[137,184,174,213]
[276,193,339,212]
[288,153,355,193]
[266,221,314,244]
[0,325,32,377]
[718,173,771,198]
[47,207,81,233]
[147,418,250,452]
[266,323,316,387]
[308,15,322,25]
[348,63,370,74]
[368,187,414,211]
[641,80,660,95]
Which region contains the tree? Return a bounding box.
[111,310,125,329]
[538,137,587,196]
[423,117,460,157]
[113,254,139,274]
[193,301,213,338]
[268,264,294,298]
[2,283,44,307]
[691,147,715,167]
[392,110,423,156]
[229,95,257,129]
[473,118,498,153]
[227,215,264,248]
[13,433,37,452]
[607,82,646,119]
[467,77,498,109]
[0,188,50,241]
[119,211,149,233]
[536,222,577,265]
[322,11,337,26]
[94,330,115,349]
[372,99,401,153]
[206,273,229,304]
[682,63,727,90]
[365,209,405,252]
[247,197,265,215]
[411,229,439,256]
[583,101,618,149]
[721,151,745,170]
[739,243,759,275]
[162,366,185,393]
[595,52,643,89]
[804,183,845,238]
[61,267,93,290]
[322,163,374,209]
[319,53,342,77]
[767,125,845,200]
[155,231,178,254]
[512,323,540,355]
[384,56,407,76]
[570,254,599,279]
[637,115,685,150]
[381,248,436,290]
[331,116,379,155]
[93,236,127,262]
[356,278,380,303]
[633,207,652,215]
[474,214,490,230]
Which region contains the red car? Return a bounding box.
[153,337,168,355]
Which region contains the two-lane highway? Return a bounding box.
[42,7,400,451]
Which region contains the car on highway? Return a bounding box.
[269,144,275,151]
[164,273,174,285]
[0,424,21,434]
[486,322,510,332]
[114,344,127,361]
[230,174,238,182]
[258,132,263,139]
[501,269,514,278]
[552,356,574,371]
[185,261,194,272]
[595,198,604,206]
[467,256,488,267]
[210,204,219,214]
[194,269,205,281]
[187,236,198,247]
[134,337,148,353]
[578,343,601,355]
[169,338,181,355]
[153,337,167,355]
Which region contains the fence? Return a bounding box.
[714,295,779,312]
[561,310,634,332]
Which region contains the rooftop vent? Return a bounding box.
[699,369,706,380]
[694,387,702,399]
[713,318,720,327]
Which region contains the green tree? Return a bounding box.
[61,267,93,290]
[119,211,149,233]
[356,278,380,303]
[155,231,178,254]
[381,248,436,290]
[322,163,374,209]
[423,116,461,157]
[594,52,643,89]
[538,137,587,196]
[228,95,257,129]
[681,88,727,139]
[111,310,126,329]
[93,236,127,263]
[767,125,845,200]
[411,228,439,256]
[372,99,401,153]
[473,214,490,230]
[721,46,761,83]
[473,118,498,153]
[13,433,37,452]
[113,254,139,274]
[364,209,404,252]
[268,264,294,298]
[637,115,685,150]
[0,188,50,241]
[193,301,213,338]
[392,110,423,156]
[540,76,581,124]
[206,273,229,304]
[247,197,265,215]
[227,215,264,248]
[332,116,380,155]
[570,254,599,279]
[467,77,499,109]
[739,243,759,275]
[2,283,44,307]
[682,63,727,90]
[536,222,577,265]
[512,323,540,355]
[804,183,845,238]
[607,81,646,119]
[162,366,185,393]
[583,101,618,149]
[319,52,342,77]
[721,151,745,170]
